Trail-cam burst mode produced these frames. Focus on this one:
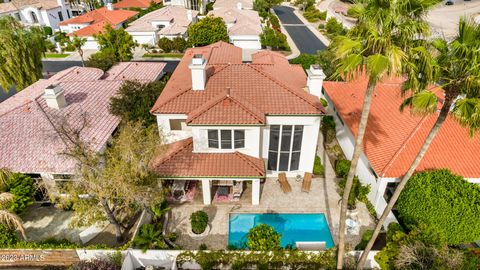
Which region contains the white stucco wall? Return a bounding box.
[191,126,261,158]
[263,116,321,177]
[156,114,192,143]
[230,35,261,50]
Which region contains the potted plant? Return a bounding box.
[339,176,371,215]
[189,210,210,239]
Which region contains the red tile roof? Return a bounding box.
[60,7,138,36]
[0,63,166,174]
[114,0,162,9]
[150,138,266,178]
[323,77,480,178]
[151,42,324,124]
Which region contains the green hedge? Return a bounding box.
[177,249,336,270]
[397,169,480,245]
[313,156,324,175]
[0,238,109,249]
[303,7,327,22]
[335,159,350,178]
[190,211,209,234]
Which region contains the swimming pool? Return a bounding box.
[228,213,334,249]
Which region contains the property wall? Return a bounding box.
[262,116,321,177]
[191,125,261,157]
[230,35,261,50]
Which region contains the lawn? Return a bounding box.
[143,53,184,58]
[43,53,70,58]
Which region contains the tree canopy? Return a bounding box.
[95,24,136,61]
[0,16,45,91]
[187,16,229,47]
[109,80,167,126]
[397,169,480,245]
[247,224,281,251]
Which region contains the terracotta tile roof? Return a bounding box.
[213,0,254,10]
[151,42,324,124]
[323,77,480,178]
[104,62,167,81]
[187,91,265,125]
[0,63,166,174]
[150,138,266,178]
[125,6,198,35]
[0,2,17,13]
[208,8,262,36]
[113,0,161,9]
[60,7,138,36]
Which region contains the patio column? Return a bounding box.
[201,179,211,205]
[252,179,260,205]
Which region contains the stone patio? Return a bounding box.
[166,158,375,250]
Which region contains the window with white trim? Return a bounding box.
[268,125,303,171]
[207,129,245,149]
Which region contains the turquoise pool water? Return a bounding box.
[228,213,334,249]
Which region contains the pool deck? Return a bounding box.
[166,173,375,250]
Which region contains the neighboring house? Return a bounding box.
[0,62,166,197]
[209,0,262,49]
[0,0,72,30]
[163,0,208,14]
[113,0,162,9]
[126,5,198,46]
[213,0,253,10]
[58,3,138,49]
[321,76,480,226]
[150,42,325,206]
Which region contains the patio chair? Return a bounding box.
[277,172,292,193]
[302,172,313,193]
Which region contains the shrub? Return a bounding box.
[133,223,167,251]
[172,37,188,52]
[267,13,280,29]
[355,229,373,250]
[335,159,350,178]
[6,173,35,213]
[190,211,209,234]
[325,17,345,36]
[290,54,317,70]
[199,243,208,250]
[187,16,229,47]
[85,50,117,71]
[338,176,370,209]
[158,37,174,53]
[71,258,120,270]
[320,98,328,107]
[0,224,18,247]
[397,169,480,245]
[313,156,324,175]
[260,27,289,51]
[45,40,57,53]
[247,224,281,251]
[303,7,326,22]
[43,26,53,36]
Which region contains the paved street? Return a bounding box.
[273,6,327,54]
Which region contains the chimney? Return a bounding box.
[187,9,193,21]
[189,54,207,90]
[236,2,242,10]
[306,64,326,98]
[106,2,114,11]
[44,85,67,109]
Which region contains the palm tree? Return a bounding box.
[356,18,480,269]
[71,35,87,67]
[332,0,436,268]
[0,192,27,240]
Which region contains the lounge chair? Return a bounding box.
[277,172,292,193]
[296,241,326,251]
[302,172,313,193]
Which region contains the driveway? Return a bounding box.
[427,1,480,39]
[273,6,327,55]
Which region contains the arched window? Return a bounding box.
[30,11,38,23]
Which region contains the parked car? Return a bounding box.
[445,0,454,5]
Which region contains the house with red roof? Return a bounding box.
[0,62,166,197]
[321,75,480,225]
[58,3,138,49]
[150,42,326,205]
[113,0,162,9]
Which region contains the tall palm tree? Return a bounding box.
[0,192,27,240]
[356,18,480,269]
[332,0,436,268]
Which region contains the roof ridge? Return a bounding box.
[228,94,265,123]
[234,151,265,176]
[154,137,193,166]
[247,64,322,112]
[151,87,192,113]
[380,115,431,177]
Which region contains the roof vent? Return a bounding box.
[44,85,67,109]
